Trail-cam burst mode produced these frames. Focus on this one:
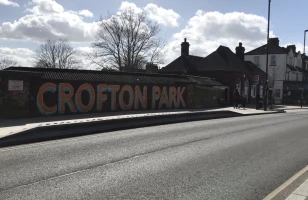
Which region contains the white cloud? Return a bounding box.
[0,0,99,41]
[118,1,180,27]
[79,10,94,18]
[0,47,35,56]
[0,0,19,7]
[144,4,180,27]
[0,47,36,67]
[27,0,64,14]
[75,46,93,54]
[165,11,275,64]
[118,1,143,14]
[74,46,106,70]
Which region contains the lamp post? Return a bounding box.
[302,30,308,108]
[264,0,271,111]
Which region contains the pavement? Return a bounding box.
[0,109,308,199]
[287,178,308,200]
[0,105,280,140]
[265,166,308,200]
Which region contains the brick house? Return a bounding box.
[161,39,266,105]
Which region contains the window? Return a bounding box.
[254,56,260,66]
[260,85,263,97]
[251,85,256,97]
[244,80,249,96]
[274,89,281,98]
[270,55,276,65]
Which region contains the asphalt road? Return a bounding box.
[1,110,308,200]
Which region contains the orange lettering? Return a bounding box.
[134,86,147,110]
[37,82,57,115]
[97,84,108,111]
[119,85,134,110]
[159,86,169,109]
[58,83,77,114]
[108,85,120,111]
[152,86,161,109]
[169,86,177,108]
[177,87,186,108]
[75,83,95,113]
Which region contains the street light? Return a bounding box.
[302,30,308,108]
[264,0,271,111]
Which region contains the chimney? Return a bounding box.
[287,45,296,53]
[181,38,190,56]
[235,42,245,61]
[269,38,280,46]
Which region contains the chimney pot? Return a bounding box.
[181,38,190,56]
[235,42,245,61]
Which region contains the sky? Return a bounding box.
[0,0,307,68]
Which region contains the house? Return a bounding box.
[245,38,308,104]
[161,39,266,104]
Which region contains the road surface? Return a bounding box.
[1,109,308,200]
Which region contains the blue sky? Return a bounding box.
[0,0,307,67]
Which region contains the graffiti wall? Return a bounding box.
[30,80,187,116]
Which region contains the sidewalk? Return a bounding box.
[286,179,308,200]
[265,166,308,200]
[273,105,308,111]
[0,106,278,140]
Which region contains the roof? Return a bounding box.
[197,46,250,73]
[4,67,190,85]
[160,55,203,73]
[245,44,287,55]
[187,76,225,86]
[244,61,266,76]
[4,66,225,87]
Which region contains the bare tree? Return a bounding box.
[0,57,17,70]
[35,39,81,69]
[92,8,166,71]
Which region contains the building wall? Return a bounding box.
[245,54,287,81]
[245,54,287,103]
[197,71,265,105]
[29,78,188,117]
[0,73,32,119]
[191,85,224,108]
[0,72,224,119]
[287,50,302,68]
